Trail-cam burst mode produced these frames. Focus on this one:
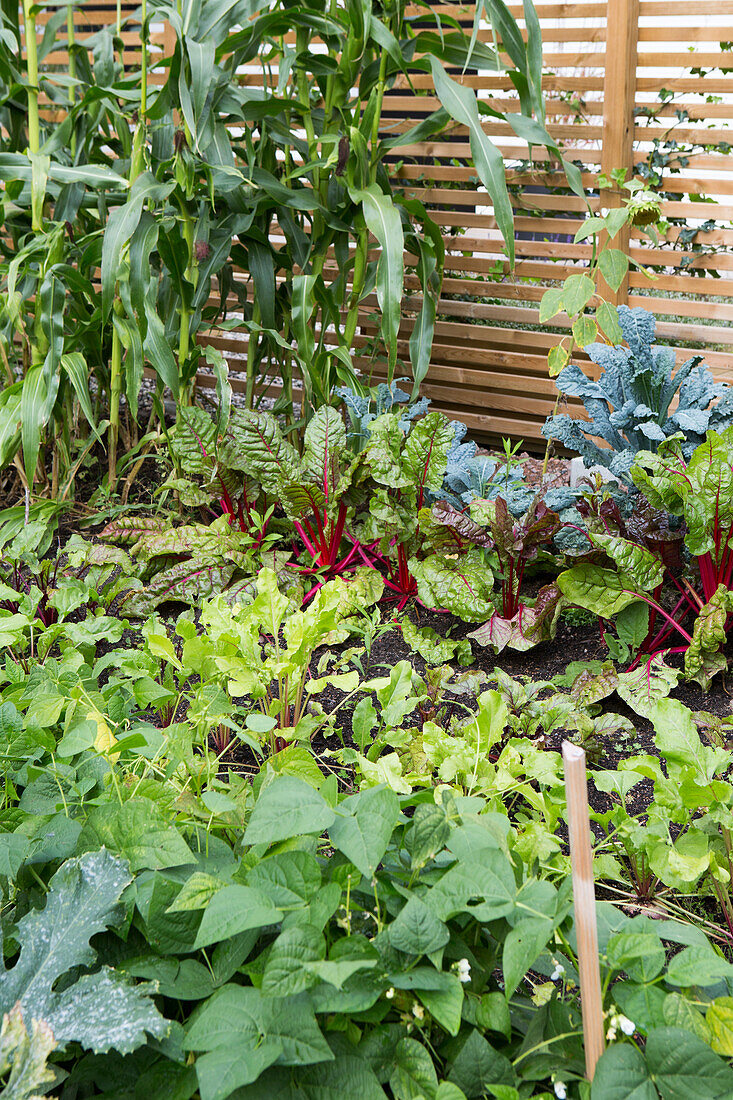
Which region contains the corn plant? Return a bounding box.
[0,0,578,498]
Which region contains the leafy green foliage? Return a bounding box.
[100,512,282,616]
[1,509,733,1098]
[0,850,169,1054]
[0,0,568,497]
[544,306,733,482]
[419,497,563,651]
[0,1003,56,1100]
[558,429,733,686]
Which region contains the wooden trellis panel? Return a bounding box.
[360,0,733,443]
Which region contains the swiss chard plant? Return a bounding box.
[166,400,275,539]
[99,512,283,617]
[543,305,733,482]
[418,497,564,653]
[557,428,733,687]
[228,406,374,597]
[358,409,458,608]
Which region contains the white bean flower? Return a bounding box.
[456,958,471,984]
[550,958,565,981]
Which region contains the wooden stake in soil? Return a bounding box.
[562,741,605,1080]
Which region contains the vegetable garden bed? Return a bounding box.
[4,391,733,1099]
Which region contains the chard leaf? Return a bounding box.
[303,406,347,498]
[616,653,680,720]
[468,584,562,653]
[408,549,494,621]
[590,532,665,590]
[402,412,454,498]
[431,500,494,547]
[557,564,649,618]
[684,584,733,688]
[228,410,300,495]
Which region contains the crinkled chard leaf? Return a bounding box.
[469,583,563,653]
[408,549,494,621]
[684,584,733,689]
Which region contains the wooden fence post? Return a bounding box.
[562,741,605,1080]
[599,0,640,304]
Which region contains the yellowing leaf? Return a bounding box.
[89,709,119,762]
[707,998,733,1056]
[548,344,570,377]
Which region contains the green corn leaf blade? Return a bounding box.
[292,273,317,366]
[349,184,404,372]
[39,270,65,378]
[129,212,160,319]
[483,0,526,72]
[113,313,145,421]
[248,237,276,330]
[20,365,56,487]
[60,353,104,445]
[143,287,180,397]
[0,384,22,469]
[431,58,514,267]
[101,174,174,321]
[522,0,544,122]
[29,152,49,231]
[183,36,216,148]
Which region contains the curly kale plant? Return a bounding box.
[543,305,733,482]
